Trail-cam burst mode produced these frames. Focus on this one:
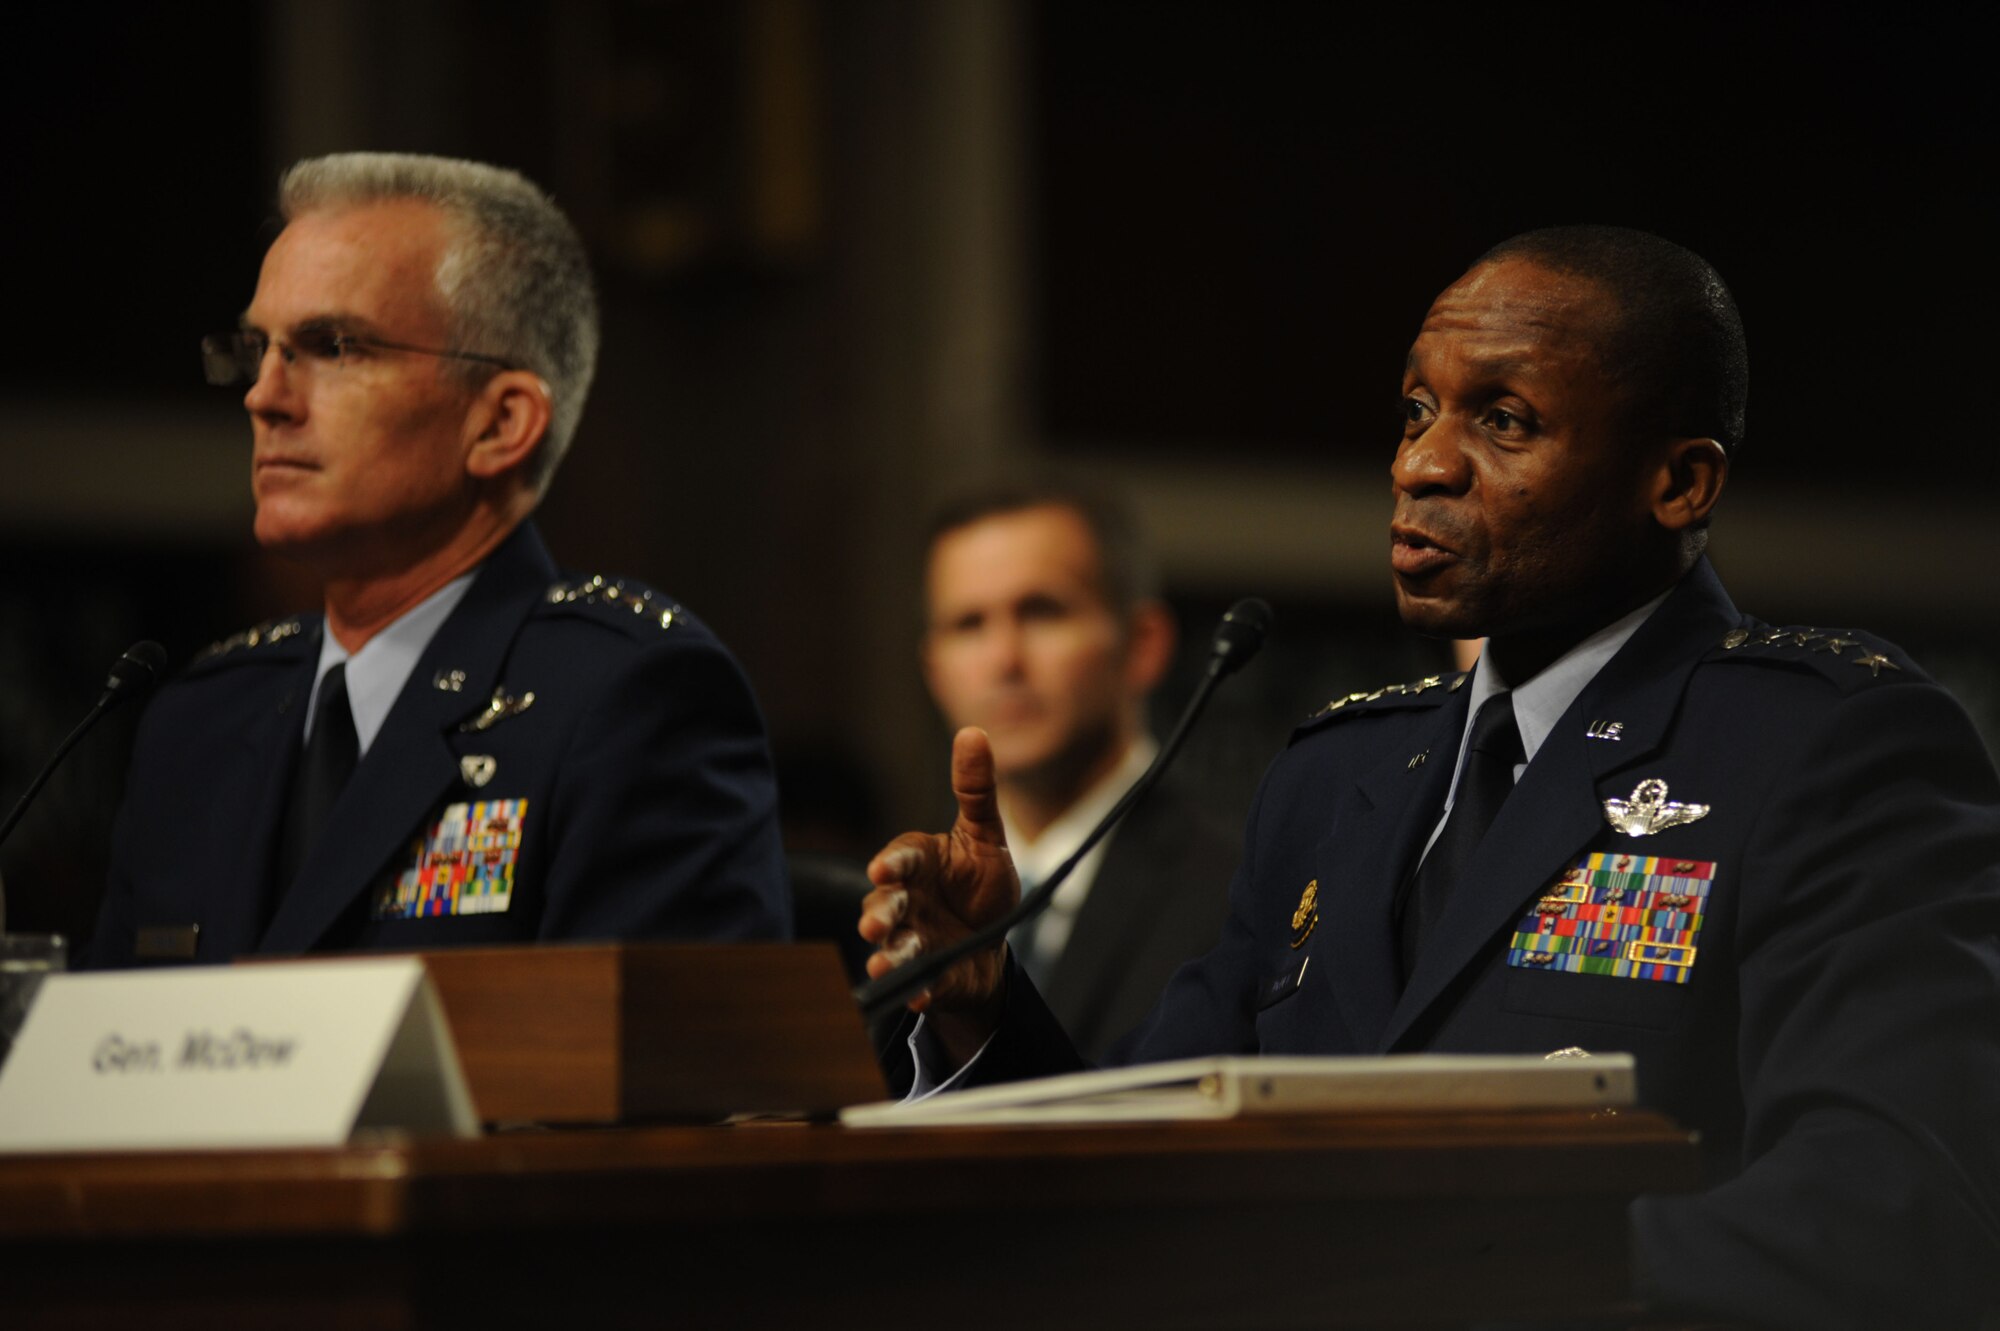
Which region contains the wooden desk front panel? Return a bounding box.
[0,1112,1698,1329]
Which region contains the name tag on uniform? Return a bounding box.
[1505,852,1715,984]
[372,799,528,921]
[1257,955,1311,1011]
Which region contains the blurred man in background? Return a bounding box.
[84,152,788,967]
[919,480,1237,1059]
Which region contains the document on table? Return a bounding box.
[840,1052,1635,1127]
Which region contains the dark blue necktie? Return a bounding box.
[1399,692,1522,981]
[274,663,359,897]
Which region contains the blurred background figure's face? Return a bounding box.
[242,200,479,577]
[923,505,1136,790]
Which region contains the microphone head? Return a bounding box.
[103,640,169,704]
[1209,598,1274,677]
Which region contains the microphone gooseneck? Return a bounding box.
[854,600,1274,1020]
[0,641,169,852]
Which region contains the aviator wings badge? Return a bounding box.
[459,688,536,734]
[1602,778,1710,837]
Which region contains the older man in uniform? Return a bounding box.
[84,153,788,967]
[860,227,2000,1327]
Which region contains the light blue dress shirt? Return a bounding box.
[1418,589,1668,864]
[301,572,477,756]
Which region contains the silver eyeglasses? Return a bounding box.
[201,326,516,387]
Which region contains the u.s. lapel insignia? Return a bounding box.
[1289,880,1319,948]
[459,754,497,788]
[459,687,537,733]
[1602,778,1709,837]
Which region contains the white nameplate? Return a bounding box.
[0,958,478,1152]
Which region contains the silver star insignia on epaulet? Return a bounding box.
[1311,671,1464,719]
[1602,778,1709,837]
[194,616,305,664]
[1851,652,1901,678]
[546,575,680,631]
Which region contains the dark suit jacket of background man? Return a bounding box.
[896,559,2000,1330]
[1036,773,1237,1062]
[83,522,790,966]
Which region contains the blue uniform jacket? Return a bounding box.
[946,559,2000,1328]
[83,522,790,966]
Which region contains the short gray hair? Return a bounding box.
[278,152,600,493]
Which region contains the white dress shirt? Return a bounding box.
[1005,735,1159,978]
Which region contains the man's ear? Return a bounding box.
[1123,599,1177,696]
[1651,437,1728,532]
[463,371,555,482]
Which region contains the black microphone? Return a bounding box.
[0,641,168,852]
[1208,596,1273,679]
[855,599,1274,1020]
[100,641,169,705]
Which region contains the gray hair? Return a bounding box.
[278,152,600,493]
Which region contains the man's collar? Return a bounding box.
[1003,735,1159,885]
[297,519,558,755]
[308,571,477,754]
[1463,587,1674,769]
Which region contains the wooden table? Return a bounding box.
[0,1109,1699,1329]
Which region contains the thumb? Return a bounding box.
[949,726,1007,850]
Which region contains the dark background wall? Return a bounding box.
[1035,3,1995,470]
[4,1,1996,945]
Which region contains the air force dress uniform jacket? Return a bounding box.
[944,559,2000,1328]
[84,522,790,966]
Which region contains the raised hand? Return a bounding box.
[858,728,1018,1049]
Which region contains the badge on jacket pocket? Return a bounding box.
[1505,852,1713,984]
[371,798,528,921]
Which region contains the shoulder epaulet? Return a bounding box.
[188,616,310,669]
[540,574,683,634]
[1298,670,1469,728]
[1707,622,1918,690]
